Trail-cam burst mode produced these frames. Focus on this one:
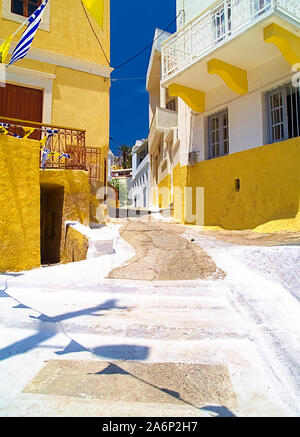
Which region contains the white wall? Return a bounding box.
[177,56,293,167]
[131,166,151,208]
[177,0,214,26]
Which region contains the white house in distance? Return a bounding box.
[131,139,150,208]
[146,28,179,210]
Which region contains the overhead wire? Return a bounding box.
[113,10,183,71]
[81,2,182,73]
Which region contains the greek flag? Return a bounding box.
[8,0,49,67]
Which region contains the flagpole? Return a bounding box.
[11,18,30,39]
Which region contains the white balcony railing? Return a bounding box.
[162,0,300,82]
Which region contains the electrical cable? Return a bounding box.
[113,10,182,71]
[110,136,131,148]
[81,1,182,72]
[80,0,111,66]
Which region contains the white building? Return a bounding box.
[131,139,150,208]
[161,0,299,166]
[147,28,179,210]
[149,0,300,229]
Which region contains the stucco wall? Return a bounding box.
[0,0,110,185]
[0,136,40,272]
[177,0,214,26]
[177,56,292,167]
[40,169,91,226]
[51,66,110,149]
[0,135,93,273]
[171,137,300,230]
[0,0,110,65]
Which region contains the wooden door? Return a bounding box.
[0,83,43,139]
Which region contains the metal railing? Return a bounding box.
[161,0,300,81]
[0,116,102,181]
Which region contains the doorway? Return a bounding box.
[0,83,43,139]
[40,185,64,265]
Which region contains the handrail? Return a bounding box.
[0,115,86,133]
[161,0,226,49]
[161,0,299,81]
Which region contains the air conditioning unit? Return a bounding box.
[189,151,200,166]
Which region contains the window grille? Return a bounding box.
[11,0,42,18]
[266,82,300,143]
[208,109,229,158]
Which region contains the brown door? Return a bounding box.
[0,83,43,139]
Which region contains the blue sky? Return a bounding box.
[109,1,176,155]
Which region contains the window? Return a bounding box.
[208,109,229,159]
[11,0,42,18]
[266,82,300,143]
[212,1,231,43]
[252,0,272,17]
[166,99,177,111]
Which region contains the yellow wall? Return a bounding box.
[8,57,110,161]
[0,136,41,272]
[0,134,94,272]
[40,169,91,226]
[157,173,172,209]
[51,66,110,149]
[0,0,111,185]
[0,0,110,65]
[170,137,300,230]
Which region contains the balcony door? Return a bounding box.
[0,83,43,139]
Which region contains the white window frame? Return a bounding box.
[208,109,229,159]
[266,82,300,144]
[2,0,51,32]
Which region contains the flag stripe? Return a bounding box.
[8,1,48,67]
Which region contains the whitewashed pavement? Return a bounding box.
[0,222,299,417]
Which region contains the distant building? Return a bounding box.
[131,139,150,208]
[146,28,178,211]
[110,167,132,207]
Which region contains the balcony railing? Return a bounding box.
[162,0,300,82]
[0,116,102,182]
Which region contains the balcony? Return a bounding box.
[161,0,300,91]
[134,154,150,179]
[148,107,178,154]
[0,116,102,182]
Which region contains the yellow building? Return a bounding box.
[0,0,111,272]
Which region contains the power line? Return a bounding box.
[111,77,146,82]
[80,0,111,66]
[81,1,182,72]
[113,11,182,71]
[110,137,132,148]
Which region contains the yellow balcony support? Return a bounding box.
[168,84,205,113]
[264,23,300,66]
[207,59,248,95]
